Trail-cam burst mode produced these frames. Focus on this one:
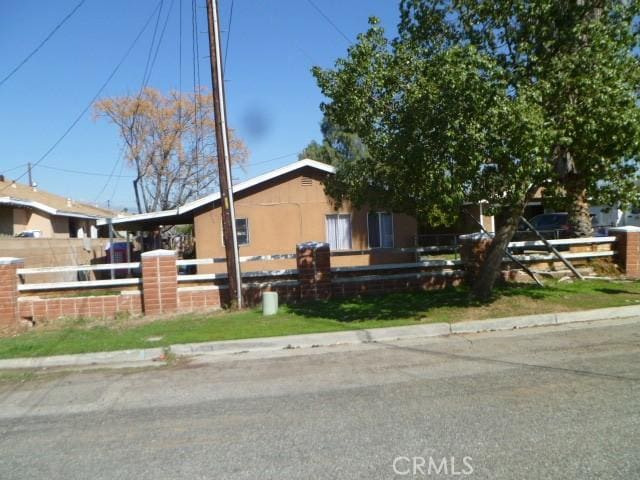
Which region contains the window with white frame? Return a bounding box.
[235,218,249,245]
[368,212,394,248]
[326,214,352,250]
[223,218,249,246]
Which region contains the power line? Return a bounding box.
[232,152,299,169]
[144,0,176,87]
[192,0,203,195]
[108,156,128,203]
[305,0,352,45]
[178,0,183,119]
[38,163,135,178]
[0,0,87,88]
[93,0,177,203]
[0,163,29,175]
[139,0,165,90]
[0,0,164,197]
[93,157,125,201]
[224,0,235,71]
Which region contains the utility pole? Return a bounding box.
[27,162,33,187]
[205,0,243,308]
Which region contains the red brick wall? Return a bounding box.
[297,242,331,300]
[141,251,177,315]
[0,259,22,327]
[613,229,640,278]
[331,272,464,298]
[4,235,631,327]
[177,287,222,312]
[18,292,142,321]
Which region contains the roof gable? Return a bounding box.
[98,158,335,227]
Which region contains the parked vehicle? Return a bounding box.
[15,229,42,238]
[514,213,572,241]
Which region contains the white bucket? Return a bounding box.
[262,291,278,316]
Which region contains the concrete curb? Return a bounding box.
[0,347,164,370]
[1,305,640,370]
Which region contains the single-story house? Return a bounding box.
[99,159,428,271]
[0,175,114,238]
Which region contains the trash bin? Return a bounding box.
[262,292,278,316]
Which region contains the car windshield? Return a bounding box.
[530,214,567,230]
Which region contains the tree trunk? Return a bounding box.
[565,175,593,237]
[471,205,524,301]
[133,177,143,214]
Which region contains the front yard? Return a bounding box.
[1,279,639,360]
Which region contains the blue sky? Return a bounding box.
[0,0,400,211]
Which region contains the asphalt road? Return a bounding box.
[0,318,638,479]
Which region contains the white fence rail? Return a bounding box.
[331,259,462,273]
[18,278,141,292]
[17,262,141,275]
[508,250,615,263]
[12,236,619,294]
[330,246,454,257]
[176,253,296,267]
[507,236,616,249]
[177,268,299,283]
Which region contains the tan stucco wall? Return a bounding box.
[194,167,418,272]
[8,207,86,238]
[24,210,55,237]
[13,207,29,233]
[51,215,70,238]
[0,206,13,236]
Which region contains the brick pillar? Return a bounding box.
[0,257,23,327]
[459,233,493,282]
[141,249,177,315]
[611,226,640,278]
[296,242,332,301]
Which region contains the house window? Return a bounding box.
[235,218,249,245]
[326,214,352,250]
[368,212,394,248]
[223,218,249,246]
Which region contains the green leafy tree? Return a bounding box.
[437,0,640,236]
[313,1,640,300]
[299,118,370,165]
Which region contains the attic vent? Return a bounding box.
[301,176,313,186]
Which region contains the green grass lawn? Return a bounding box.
[1,279,640,360]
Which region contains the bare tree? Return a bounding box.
[95,87,249,213]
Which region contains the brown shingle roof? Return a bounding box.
[0,178,115,218]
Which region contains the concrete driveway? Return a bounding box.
[0,318,638,479]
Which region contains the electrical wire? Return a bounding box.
[144,0,176,87]
[0,163,29,175]
[232,152,299,168]
[0,0,164,196]
[139,0,165,90]
[94,0,178,203]
[192,0,203,195]
[93,158,126,201]
[0,0,87,88]
[178,0,183,120]
[38,163,135,178]
[305,0,352,45]
[224,0,235,72]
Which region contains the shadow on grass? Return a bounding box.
[594,287,639,295]
[285,281,600,323]
[287,285,526,323]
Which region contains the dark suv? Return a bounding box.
[514,213,571,241]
